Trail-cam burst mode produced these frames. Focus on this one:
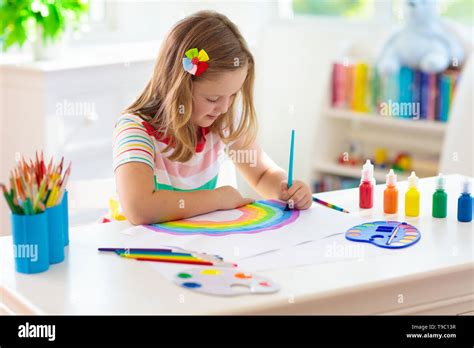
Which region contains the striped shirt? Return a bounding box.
[112,114,226,191]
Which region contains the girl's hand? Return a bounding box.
[215,186,255,210]
[279,180,313,210]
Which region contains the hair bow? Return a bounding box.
[182,48,209,76]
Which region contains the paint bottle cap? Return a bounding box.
[435,173,445,190]
[386,169,397,187]
[462,178,471,194]
[361,159,374,182]
[408,171,418,188]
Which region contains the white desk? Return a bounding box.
[1,174,473,314]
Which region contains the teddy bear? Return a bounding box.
[377,0,465,74]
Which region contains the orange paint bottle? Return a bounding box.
[384,169,398,214]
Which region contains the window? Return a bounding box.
[292,0,473,24]
[439,0,474,24]
[292,0,375,18]
[392,0,474,24]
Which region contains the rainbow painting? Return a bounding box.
[144,200,299,236]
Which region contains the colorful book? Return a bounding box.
[351,62,369,112]
[398,66,414,117]
[384,71,399,108]
[331,62,346,108]
[426,73,437,121]
[419,71,430,119]
[345,64,355,109]
[329,61,460,123]
[412,70,421,119]
[370,67,382,113]
[438,74,452,122]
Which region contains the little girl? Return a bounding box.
[113,10,312,225]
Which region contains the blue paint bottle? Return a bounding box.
[457,179,472,223]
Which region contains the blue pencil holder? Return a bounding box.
[62,191,69,246]
[46,204,65,264]
[11,212,50,274]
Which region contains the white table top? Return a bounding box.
[1,174,473,314]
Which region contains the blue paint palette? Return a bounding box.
[345,221,421,249]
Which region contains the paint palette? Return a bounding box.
[174,268,280,297]
[345,221,421,249]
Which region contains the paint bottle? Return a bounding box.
[359,159,375,209]
[457,179,472,223]
[384,169,398,214]
[432,173,447,218]
[405,171,420,217]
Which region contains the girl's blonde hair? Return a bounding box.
[124,10,257,162]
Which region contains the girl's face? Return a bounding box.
[191,67,248,128]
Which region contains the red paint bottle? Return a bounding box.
[359,159,375,209]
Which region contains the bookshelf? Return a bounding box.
[309,46,466,193]
[312,104,448,192]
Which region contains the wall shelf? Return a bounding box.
[314,161,410,183]
[324,107,447,134]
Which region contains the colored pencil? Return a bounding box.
[2,153,71,215]
[285,129,295,211]
[117,252,197,259]
[1,184,17,213]
[98,247,224,261]
[58,156,64,175]
[134,257,236,267]
[116,250,194,256]
[134,257,214,266]
[46,185,59,208]
[47,157,53,174]
[56,162,71,203]
[36,200,46,212]
[312,196,350,214]
[102,248,221,260]
[98,247,176,253]
[117,251,204,260]
[12,195,24,214]
[22,198,34,215]
[99,247,234,266]
[288,129,295,188]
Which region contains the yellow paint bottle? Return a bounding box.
[405,171,420,217]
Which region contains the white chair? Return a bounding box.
[67,178,116,226]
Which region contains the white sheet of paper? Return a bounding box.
[144,233,420,285]
[120,202,367,260]
[236,233,391,272]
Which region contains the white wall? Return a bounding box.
[238,17,394,198]
[75,1,278,48]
